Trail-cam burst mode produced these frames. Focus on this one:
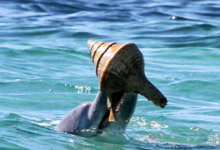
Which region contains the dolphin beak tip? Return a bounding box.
[160,97,167,108]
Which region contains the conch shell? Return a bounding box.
[87,40,167,108]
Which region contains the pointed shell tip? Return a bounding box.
[87,40,96,48]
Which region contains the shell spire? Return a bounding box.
[87,40,167,108]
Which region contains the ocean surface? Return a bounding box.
[0,0,220,149]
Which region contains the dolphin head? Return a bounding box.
[56,85,167,137]
[56,92,137,137]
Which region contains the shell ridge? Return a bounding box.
[92,42,105,62]
[95,42,117,75]
[89,41,98,54]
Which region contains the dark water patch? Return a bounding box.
[1,46,60,59]
[162,23,218,34]
[169,15,198,22]
[195,36,220,48]
[15,3,46,13]
[95,3,119,9]
[195,10,220,18]
[138,11,170,19]
[58,47,91,57]
[134,35,220,48]
[0,47,20,57]
[0,27,60,38]
[0,82,10,87]
[132,24,218,40]
[21,48,59,56]
[3,0,89,14]
[63,31,105,39]
[13,25,59,30]
[33,2,85,14]
[3,113,23,120]
[21,28,60,37]
[160,35,220,48]
[82,11,134,23]
[164,40,220,48]
[29,3,46,13]
[158,143,220,150]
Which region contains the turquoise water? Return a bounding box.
[1,0,220,149]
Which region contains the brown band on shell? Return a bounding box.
[92,42,105,62]
[89,41,98,54]
[94,42,116,76]
[88,40,105,62]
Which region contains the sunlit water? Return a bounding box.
[0,0,220,149]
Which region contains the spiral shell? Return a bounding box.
[87,40,167,108]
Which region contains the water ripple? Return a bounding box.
[1,0,220,149]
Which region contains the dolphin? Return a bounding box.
[56,91,138,137]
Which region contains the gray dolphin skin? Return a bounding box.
[56,92,137,137]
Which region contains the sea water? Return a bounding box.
[0,0,220,149]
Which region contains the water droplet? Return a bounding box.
[69,139,74,143]
[172,16,177,20]
[15,79,22,81]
